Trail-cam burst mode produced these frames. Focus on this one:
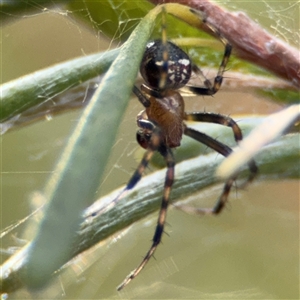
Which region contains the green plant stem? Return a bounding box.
[0,49,119,122]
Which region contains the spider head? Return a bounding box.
[140,40,192,91]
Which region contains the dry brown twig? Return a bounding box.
[150,0,300,88]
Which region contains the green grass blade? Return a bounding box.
[18,5,161,290]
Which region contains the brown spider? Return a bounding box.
[114,11,258,291]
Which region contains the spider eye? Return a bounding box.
[140,40,192,90]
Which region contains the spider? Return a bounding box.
[113,8,258,291]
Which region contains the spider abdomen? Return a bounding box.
[140,40,192,91]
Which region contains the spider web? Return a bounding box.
[1,1,299,299]
[222,0,299,46]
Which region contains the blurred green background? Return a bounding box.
[1,0,299,299]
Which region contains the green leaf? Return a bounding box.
[18,4,159,289]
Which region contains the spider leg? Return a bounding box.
[133,85,151,107]
[180,127,234,215]
[117,124,163,199]
[118,144,175,290]
[185,112,258,183]
[186,37,231,96]
[87,118,160,219]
